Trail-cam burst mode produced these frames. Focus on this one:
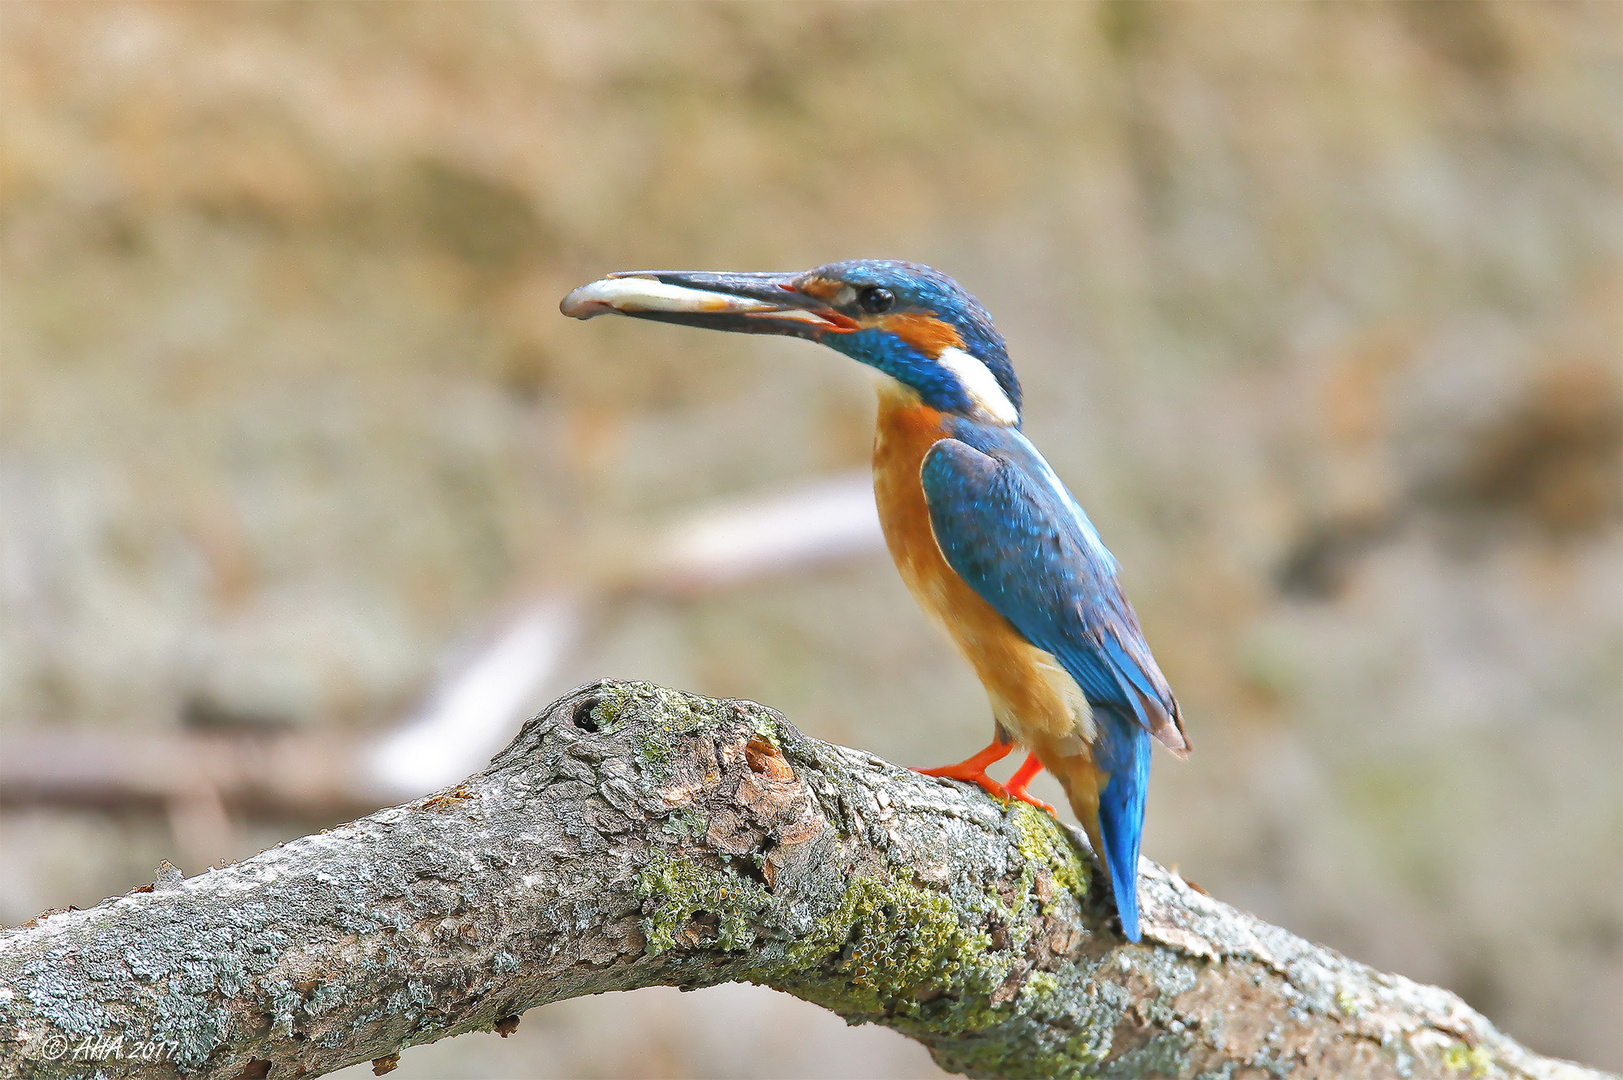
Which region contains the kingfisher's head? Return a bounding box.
[561,260,1021,426]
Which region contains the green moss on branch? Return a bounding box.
[0,681,1606,1080]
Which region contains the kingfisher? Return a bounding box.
[560,260,1188,941]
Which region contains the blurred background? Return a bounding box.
[2,2,1619,1075]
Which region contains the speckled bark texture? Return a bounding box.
[0,682,1608,1080]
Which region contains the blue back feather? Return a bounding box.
[919,419,1180,942]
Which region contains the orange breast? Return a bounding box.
[870,384,1092,753]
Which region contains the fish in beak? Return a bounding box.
[559,270,858,340]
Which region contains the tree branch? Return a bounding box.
[0,682,1607,1080]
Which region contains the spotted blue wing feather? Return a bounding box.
[919,427,1186,942]
[918,428,1186,754]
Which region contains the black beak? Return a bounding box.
[560,270,856,340]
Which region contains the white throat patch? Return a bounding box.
[937,346,1019,425]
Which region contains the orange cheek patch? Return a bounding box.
[877,313,965,357]
[795,276,844,303]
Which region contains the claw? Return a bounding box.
[913,740,1014,800]
[1004,752,1058,816]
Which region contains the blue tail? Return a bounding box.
[1095,708,1151,942]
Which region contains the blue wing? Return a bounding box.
[919,429,1186,755]
[920,427,1185,942]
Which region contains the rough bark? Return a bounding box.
[0,681,1608,1080]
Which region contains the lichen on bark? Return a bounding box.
[0,682,1609,1080]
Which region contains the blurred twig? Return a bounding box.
[0,729,379,820]
[0,475,884,833]
[0,683,1606,1080]
[365,471,881,798]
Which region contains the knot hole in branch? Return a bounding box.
[745,736,793,779]
[571,695,602,732]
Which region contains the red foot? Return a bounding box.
[1004,753,1058,816]
[913,740,1014,800]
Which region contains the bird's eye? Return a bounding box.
[857,287,896,314]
